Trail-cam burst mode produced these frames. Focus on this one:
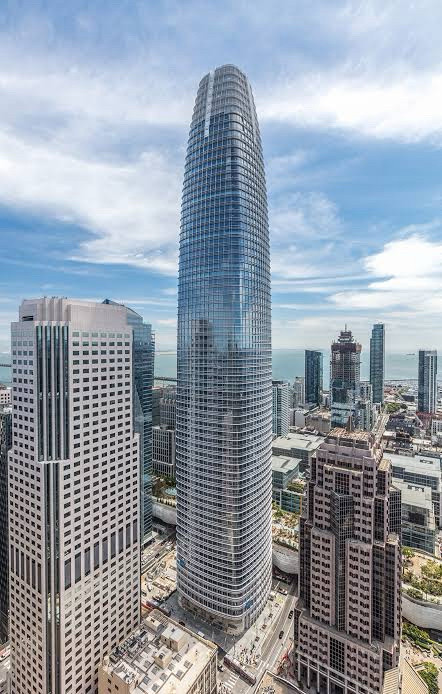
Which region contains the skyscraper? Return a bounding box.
[305,350,323,406]
[0,404,11,643]
[176,65,272,634]
[292,376,305,407]
[370,323,385,404]
[295,417,402,693]
[330,328,361,427]
[272,380,289,437]
[418,349,437,413]
[9,298,140,693]
[103,299,155,545]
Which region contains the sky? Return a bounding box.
[1,0,442,353]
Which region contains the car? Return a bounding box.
[278,631,284,639]
[179,621,185,626]
[217,664,224,672]
[288,610,293,619]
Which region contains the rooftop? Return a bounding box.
[100,610,217,694]
[272,455,301,474]
[393,480,434,512]
[389,452,442,478]
[272,432,323,452]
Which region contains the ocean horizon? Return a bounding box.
[0,349,428,390]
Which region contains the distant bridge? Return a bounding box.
[154,376,177,383]
[0,363,11,368]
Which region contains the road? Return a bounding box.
[218,580,298,694]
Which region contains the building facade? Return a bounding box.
[359,381,375,432]
[418,350,437,414]
[176,64,272,633]
[152,425,175,477]
[292,376,305,407]
[295,419,402,694]
[9,298,140,693]
[330,328,362,428]
[0,387,11,405]
[0,405,12,644]
[370,324,385,405]
[394,481,436,554]
[98,610,217,694]
[103,300,155,546]
[272,380,290,437]
[305,350,323,407]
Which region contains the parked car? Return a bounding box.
[288,610,294,619]
[278,631,284,639]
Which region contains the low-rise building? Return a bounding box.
[99,610,217,694]
[394,481,437,554]
[272,455,303,514]
[0,387,10,405]
[272,432,323,473]
[390,452,442,527]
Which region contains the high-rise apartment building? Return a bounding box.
[330,328,361,427]
[272,380,289,437]
[176,65,272,634]
[292,376,305,407]
[152,425,175,477]
[159,386,176,428]
[295,418,402,694]
[0,405,11,643]
[418,349,437,413]
[305,350,323,407]
[369,324,385,405]
[103,299,155,545]
[9,298,140,693]
[359,381,375,432]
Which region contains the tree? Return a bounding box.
[418,663,439,694]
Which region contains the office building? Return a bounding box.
[295,419,402,693]
[272,431,323,474]
[0,405,11,643]
[359,381,375,432]
[390,452,442,527]
[273,380,290,436]
[292,376,305,407]
[103,299,155,545]
[370,324,385,405]
[152,425,175,478]
[330,328,361,427]
[9,298,140,693]
[394,481,436,554]
[160,386,176,428]
[176,65,272,634]
[272,455,303,514]
[0,387,11,405]
[98,610,217,694]
[305,350,323,406]
[418,350,437,413]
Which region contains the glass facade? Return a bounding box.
[369,323,385,404]
[176,64,272,632]
[418,349,437,413]
[103,300,155,545]
[304,349,323,406]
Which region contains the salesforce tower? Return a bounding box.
[176,65,272,634]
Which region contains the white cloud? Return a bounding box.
[329,231,442,311]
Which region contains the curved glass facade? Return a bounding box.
[176,64,272,633]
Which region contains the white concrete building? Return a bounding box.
[0,387,11,405]
[9,298,140,694]
[98,610,217,694]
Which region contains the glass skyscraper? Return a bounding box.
[369,323,385,404]
[418,349,437,413]
[103,299,155,545]
[176,64,272,634]
[305,349,323,406]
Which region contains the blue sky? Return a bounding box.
[1,0,442,353]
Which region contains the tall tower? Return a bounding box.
[305,350,323,406]
[103,299,155,546]
[9,298,140,693]
[176,65,272,634]
[418,349,437,413]
[330,328,361,427]
[0,404,11,643]
[295,418,402,694]
[272,380,289,437]
[370,323,385,404]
